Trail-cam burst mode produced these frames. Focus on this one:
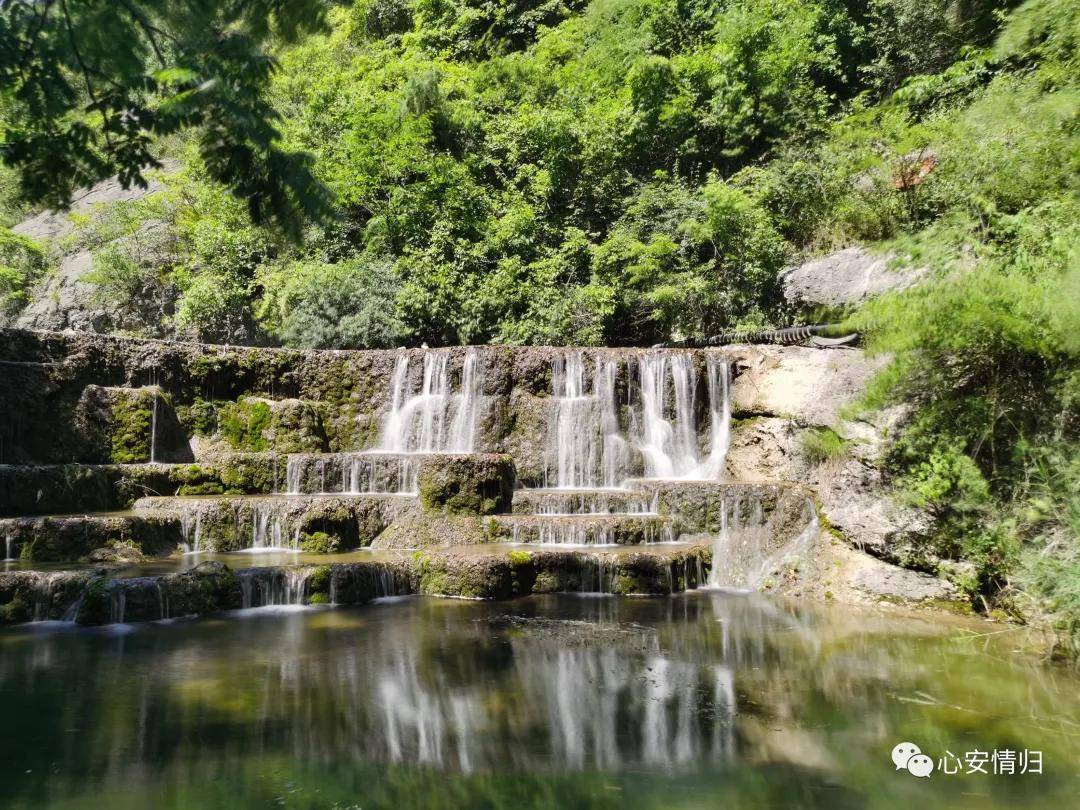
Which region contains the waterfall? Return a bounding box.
[286,457,302,494]
[706,500,730,588]
[635,353,730,480]
[238,568,312,608]
[248,503,299,552]
[598,360,629,488]
[377,349,484,453]
[448,350,482,452]
[707,498,819,588]
[546,352,598,488]
[543,351,731,488]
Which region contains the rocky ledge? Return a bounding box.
[0,543,713,626]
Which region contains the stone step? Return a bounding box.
[488,514,681,546]
[0,541,711,625]
[0,462,228,518]
[511,488,656,516]
[133,493,416,553]
[0,512,182,563]
[622,479,807,535]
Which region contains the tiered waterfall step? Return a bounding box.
[511,488,656,515]
[489,514,681,546]
[0,541,712,625]
[282,451,440,494]
[133,493,416,553]
[0,511,182,562]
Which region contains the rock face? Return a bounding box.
[781,247,925,310]
[418,454,516,515]
[9,171,176,334]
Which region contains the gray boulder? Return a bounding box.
[781,246,924,310]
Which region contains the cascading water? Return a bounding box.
[378,349,484,454]
[543,351,732,489]
[706,502,732,589]
[238,568,313,608]
[545,352,598,489]
[248,502,300,552]
[706,497,817,589]
[634,353,731,480]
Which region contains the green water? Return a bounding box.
[0,593,1077,809]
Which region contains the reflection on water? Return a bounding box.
[0,593,1078,809]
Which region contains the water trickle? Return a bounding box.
[156,581,169,620]
[149,389,158,464]
[110,586,127,624]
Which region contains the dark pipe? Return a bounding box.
[654,323,857,348]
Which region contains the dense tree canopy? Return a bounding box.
[0,0,334,239]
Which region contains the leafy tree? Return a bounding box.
[0,0,334,239]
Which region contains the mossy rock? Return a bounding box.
[416,553,519,599]
[300,532,340,554]
[418,454,515,516]
[74,385,192,464]
[0,594,31,624]
[218,398,273,451]
[217,397,328,453]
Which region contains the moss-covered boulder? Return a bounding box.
[0,570,98,624]
[415,552,520,599]
[418,453,515,516]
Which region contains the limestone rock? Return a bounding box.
[781,246,925,310]
[10,169,177,334]
[730,345,884,426]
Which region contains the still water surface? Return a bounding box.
[1,593,1078,809]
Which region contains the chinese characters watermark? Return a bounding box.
[892,742,1042,778]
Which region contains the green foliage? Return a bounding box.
[0,0,333,239]
[0,227,45,317]
[59,0,855,346]
[259,256,404,348]
[219,399,271,451]
[300,532,340,554]
[859,0,1006,94]
[800,427,850,464]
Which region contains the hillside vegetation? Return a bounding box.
[1,0,1077,651]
